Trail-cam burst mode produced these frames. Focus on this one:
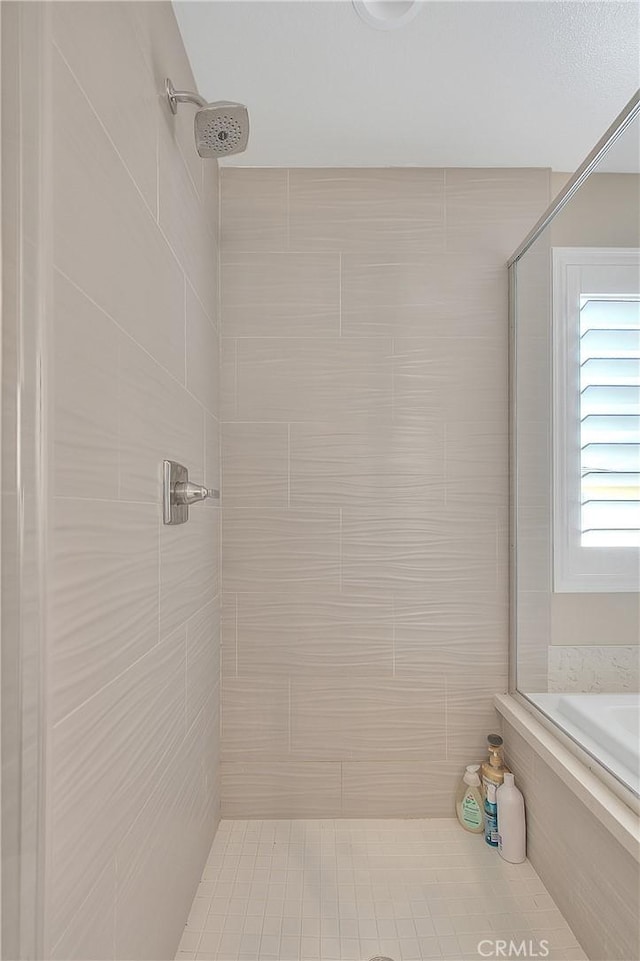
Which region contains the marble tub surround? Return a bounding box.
[220,167,551,817]
[548,645,640,693]
[176,818,584,961]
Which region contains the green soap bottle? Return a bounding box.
[455,764,484,833]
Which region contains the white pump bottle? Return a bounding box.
[496,772,526,863]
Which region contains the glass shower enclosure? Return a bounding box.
[509,90,640,800]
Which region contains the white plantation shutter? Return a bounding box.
[553,248,640,592]
[579,298,640,547]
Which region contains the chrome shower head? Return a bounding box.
[165,79,249,158]
[194,102,249,158]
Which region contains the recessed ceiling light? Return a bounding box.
[353,1,422,31]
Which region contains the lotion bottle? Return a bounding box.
[455,764,484,834]
[496,772,526,863]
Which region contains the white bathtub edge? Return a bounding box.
[495,693,640,861]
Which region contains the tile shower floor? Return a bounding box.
[176,820,585,961]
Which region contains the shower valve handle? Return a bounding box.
[163,460,219,525]
[173,481,219,506]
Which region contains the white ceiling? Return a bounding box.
[174,0,640,170]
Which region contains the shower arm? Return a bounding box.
[166,78,207,114]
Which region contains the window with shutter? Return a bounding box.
[580,298,640,547]
[553,248,640,592]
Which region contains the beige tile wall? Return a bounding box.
[220,167,551,817]
[44,4,220,958]
[502,718,640,961]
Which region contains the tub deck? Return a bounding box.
[529,692,639,796]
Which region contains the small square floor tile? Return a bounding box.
[176,819,581,961]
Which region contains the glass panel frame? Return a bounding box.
[508,89,640,802]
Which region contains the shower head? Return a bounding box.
[165,79,249,158]
[194,102,249,158]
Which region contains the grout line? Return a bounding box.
[221,248,342,261]
[202,406,208,488]
[287,423,291,507]
[183,264,218,332]
[53,266,217,418]
[189,276,222,340]
[220,334,389,340]
[52,590,219,732]
[53,41,156,223]
[391,595,396,678]
[116,337,122,500]
[444,674,449,761]
[235,593,239,677]
[338,252,342,337]
[287,677,292,754]
[286,168,291,250]
[390,336,395,421]
[219,645,224,739]
[156,100,161,223]
[54,494,159,506]
[233,338,239,420]
[184,271,188,387]
[52,853,119,960]
[338,508,343,593]
[111,860,117,959]
[184,627,189,739]
[443,167,448,232]
[56,44,219,331]
[157,493,162,676]
[443,420,449,507]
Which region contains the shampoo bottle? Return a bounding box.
[496,772,526,863]
[455,764,484,834]
[484,781,498,847]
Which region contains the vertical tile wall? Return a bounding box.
[220,168,550,817]
[46,4,220,958]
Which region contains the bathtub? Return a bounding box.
[528,692,640,796]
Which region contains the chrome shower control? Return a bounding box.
[174,480,216,507]
[163,460,219,525]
